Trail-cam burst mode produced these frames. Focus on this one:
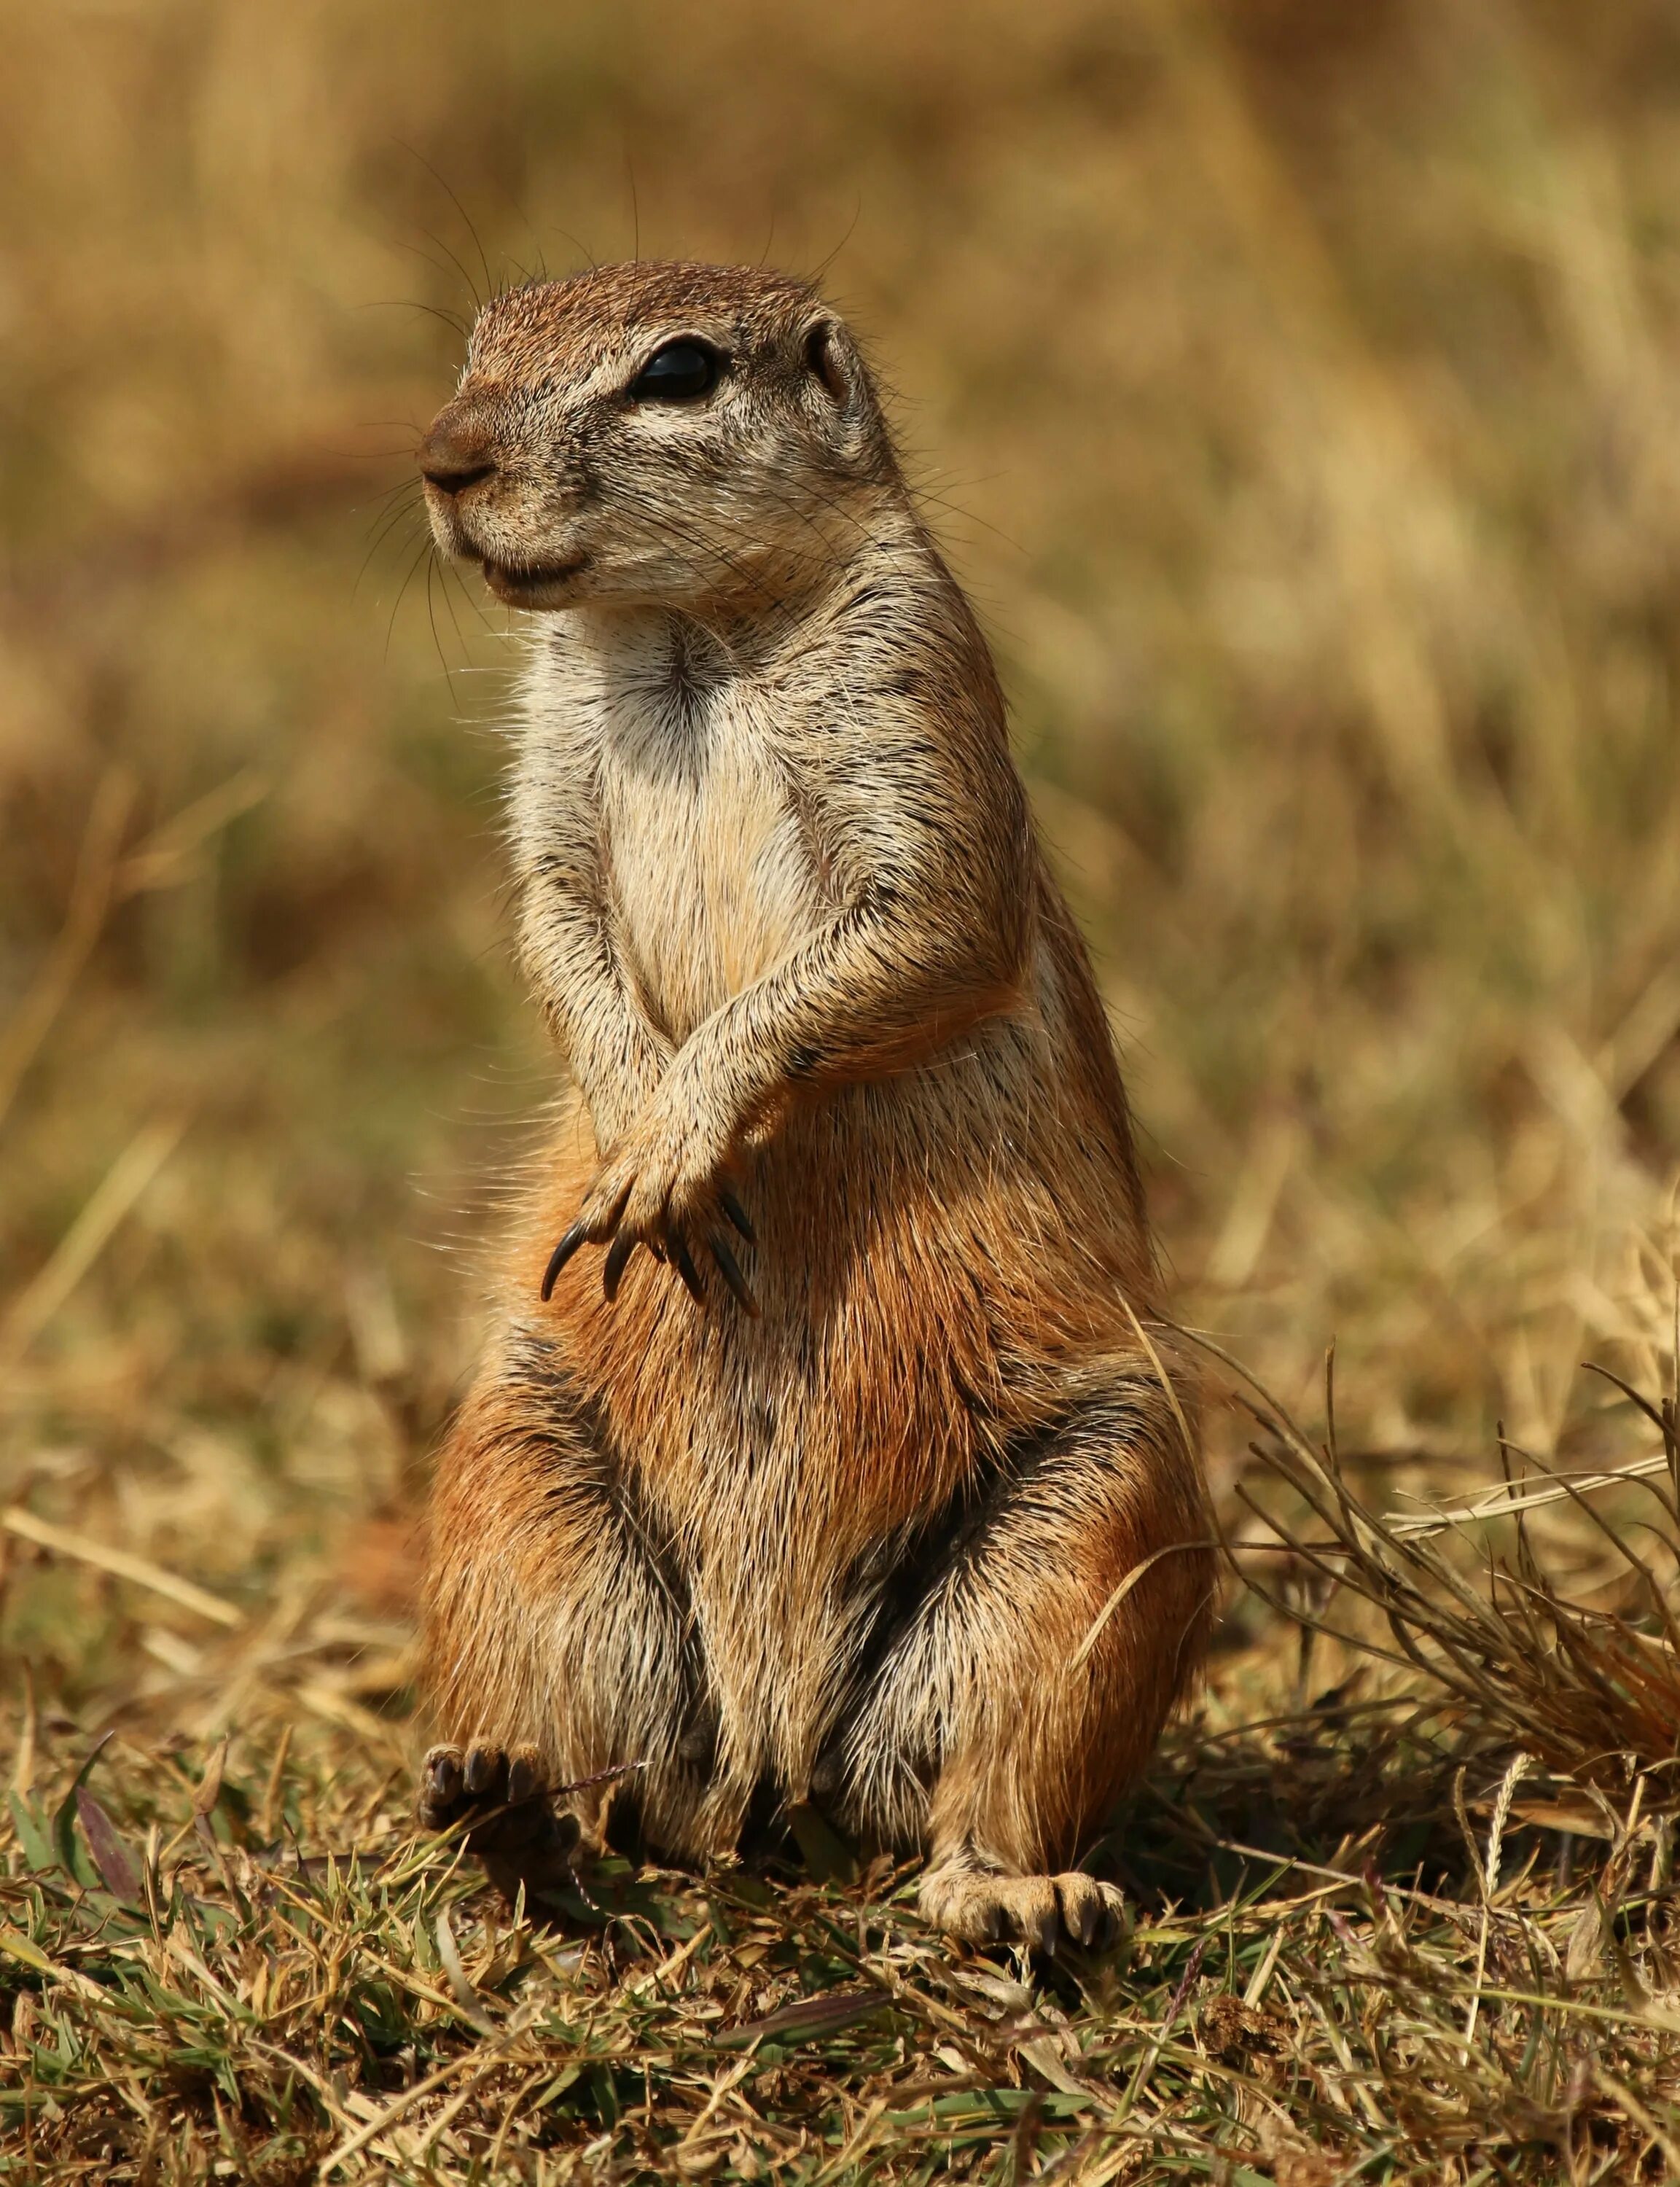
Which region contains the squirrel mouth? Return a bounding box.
[480,555,587,606]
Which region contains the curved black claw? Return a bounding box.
[720,1186,757,1244]
[602,1230,638,1302]
[709,1232,759,1317]
[541,1221,588,1302]
[669,1230,706,1305]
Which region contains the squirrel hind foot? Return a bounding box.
[418,1740,580,1909]
[918,1853,1125,1955]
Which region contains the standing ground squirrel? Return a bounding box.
[413,260,1214,1949]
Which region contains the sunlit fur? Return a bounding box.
[418,261,1215,1944]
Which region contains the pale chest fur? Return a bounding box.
[601,696,818,1042]
[522,617,826,1046]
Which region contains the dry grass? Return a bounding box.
[7,0,1680,2176]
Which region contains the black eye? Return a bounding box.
[628,340,723,402]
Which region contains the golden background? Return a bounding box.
[5,0,1680,1688]
[9,8,1680,2179]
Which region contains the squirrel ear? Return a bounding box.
[803,318,856,408]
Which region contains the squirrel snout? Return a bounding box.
[418,412,499,496]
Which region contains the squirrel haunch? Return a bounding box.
[415,261,1214,1949]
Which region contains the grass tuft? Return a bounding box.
[6,1341,1680,2178]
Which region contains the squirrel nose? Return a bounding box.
[418,415,498,494]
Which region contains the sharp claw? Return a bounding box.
[541,1221,589,1301]
[602,1231,637,1302]
[709,1232,759,1317]
[720,1185,757,1244]
[506,1752,542,1804]
[670,1230,706,1305]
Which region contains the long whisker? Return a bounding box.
[443,557,501,638]
[386,533,436,660]
[424,550,458,687]
[627,157,641,264]
[808,201,864,286]
[353,475,426,519]
[356,507,427,599]
[434,548,480,658]
[396,139,496,306]
[359,489,426,564]
[418,224,488,318]
[363,296,472,340]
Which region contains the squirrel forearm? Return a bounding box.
[569,1000,671,1153]
[668,893,1027,1147]
[528,905,671,1152]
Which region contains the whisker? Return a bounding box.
[396,139,495,308]
[385,532,437,660]
[434,550,479,658]
[356,508,427,598]
[424,550,457,687]
[361,491,425,557]
[807,201,864,286]
[627,157,641,264]
[363,296,472,340]
[444,558,501,639]
[353,476,425,519]
[418,224,490,319]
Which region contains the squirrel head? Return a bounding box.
[418,261,898,615]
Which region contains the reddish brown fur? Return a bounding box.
[415,261,1214,1946]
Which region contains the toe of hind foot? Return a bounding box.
[417,1739,578,1906]
[920,1857,1125,1954]
[418,1739,546,1835]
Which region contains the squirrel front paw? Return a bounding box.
[539,1084,758,1312]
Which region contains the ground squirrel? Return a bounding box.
[413,260,1214,1949]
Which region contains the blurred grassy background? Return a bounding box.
[7,0,1680,1691]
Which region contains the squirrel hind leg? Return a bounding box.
[840,1354,1212,1938]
